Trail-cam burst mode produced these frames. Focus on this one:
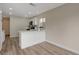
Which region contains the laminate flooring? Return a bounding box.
[0,37,77,55]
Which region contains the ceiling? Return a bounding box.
[0,3,64,17]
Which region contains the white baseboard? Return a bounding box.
[46,40,79,54]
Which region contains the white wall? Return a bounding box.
[0,14,2,31]
[0,13,5,51]
[32,4,79,54]
[0,14,2,50]
[10,16,29,37]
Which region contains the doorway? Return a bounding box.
[2,16,10,37]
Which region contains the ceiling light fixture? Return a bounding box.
[9,8,13,10]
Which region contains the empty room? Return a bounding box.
[0,3,79,55]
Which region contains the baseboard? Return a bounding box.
[46,40,79,54]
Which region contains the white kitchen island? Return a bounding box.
[19,30,45,49]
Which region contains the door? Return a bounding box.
[2,16,10,37]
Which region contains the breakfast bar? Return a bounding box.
[19,30,45,49]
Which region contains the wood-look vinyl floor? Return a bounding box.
[0,37,77,55]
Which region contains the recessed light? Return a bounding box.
[9,8,13,10]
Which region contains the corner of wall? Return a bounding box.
[46,40,79,54]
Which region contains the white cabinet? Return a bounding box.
[19,30,45,49]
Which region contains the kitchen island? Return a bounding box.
[19,30,45,49]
